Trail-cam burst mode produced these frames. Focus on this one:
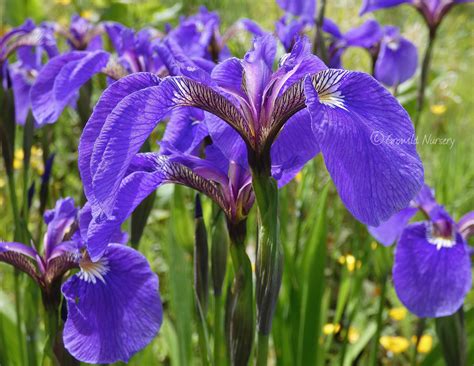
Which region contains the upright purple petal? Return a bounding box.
[359,0,412,15]
[344,20,383,49]
[277,0,317,19]
[368,207,418,246]
[393,223,472,317]
[9,66,32,125]
[304,70,424,226]
[31,51,109,126]
[43,197,77,259]
[62,244,163,363]
[458,211,474,240]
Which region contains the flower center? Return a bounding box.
[426,222,456,250]
[79,255,110,284]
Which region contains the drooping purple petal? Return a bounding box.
[0,242,41,281]
[62,244,163,363]
[30,50,109,126]
[393,223,472,318]
[368,207,418,246]
[79,72,161,201]
[375,28,418,87]
[271,109,320,187]
[0,241,38,259]
[359,0,412,15]
[304,69,424,226]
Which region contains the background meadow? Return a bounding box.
[0,0,473,365]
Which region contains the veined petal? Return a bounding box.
[0,242,41,281]
[393,223,472,318]
[87,156,166,260]
[271,109,320,187]
[359,0,412,15]
[79,72,161,200]
[304,69,424,226]
[368,207,418,246]
[62,244,163,363]
[31,50,110,126]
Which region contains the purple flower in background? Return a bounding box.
[55,14,103,51]
[276,15,311,52]
[323,19,418,87]
[360,0,473,30]
[369,185,473,317]
[0,19,58,125]
[0,197,163,363]
[82,33,423,255]
[277,0,317,20]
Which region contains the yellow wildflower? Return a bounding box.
[55,0,71,5]
[389,307,407,321]
[430,104,447,115]
[371,241,378,250]
[348,327,360,344]
[412,335,433,354]
[81,10,94,20]
[0,177,5,188]
[380,336,410,354]
[295,171,303,183]
[323,323,341,335]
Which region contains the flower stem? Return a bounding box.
[226,220,254,366]
[256,333,269,366]
[415,28,437,128]
[313,0,328,63]
[213,293,224,365]
[369,275,387,366]
[251,170,282,366]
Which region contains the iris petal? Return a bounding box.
[304,69,424,226]
[62,244,163,363]
[368,207,418,246]
[393,223,471,318]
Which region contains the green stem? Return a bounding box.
[214,294,225,365]
[415,28,437,128]
[313,0,328,63]
[410,319,426,366]
[251,170,282,366]
[369,275,387,366]
[256,333,269,366]
[226,220,254,366]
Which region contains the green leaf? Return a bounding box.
[296,183,330,366]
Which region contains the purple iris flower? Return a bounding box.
[277,0,317,20]
[0,19,58,125]
[54,14,104,51]
[80,34,423,262]
[166,6,230,62]
[275,15,311,52]
[369,184,473,318]
[0,197,163,363]
[360,0,473,30]
[323,19,418,87]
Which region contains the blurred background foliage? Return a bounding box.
[0,0,473,365]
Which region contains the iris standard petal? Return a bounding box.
[458,211,474,240]
[375,36,418,87]
[62,244,163,363]
[359,0,412,15]
[393,223,472,318]
[31,50,109,126]
[9,66,32,125]
[79,72,161,200]
[368,207,418,246]
[271,109,320,187]
[304,69,424,226]
[277,0,317,19]
[344,20,383,48]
